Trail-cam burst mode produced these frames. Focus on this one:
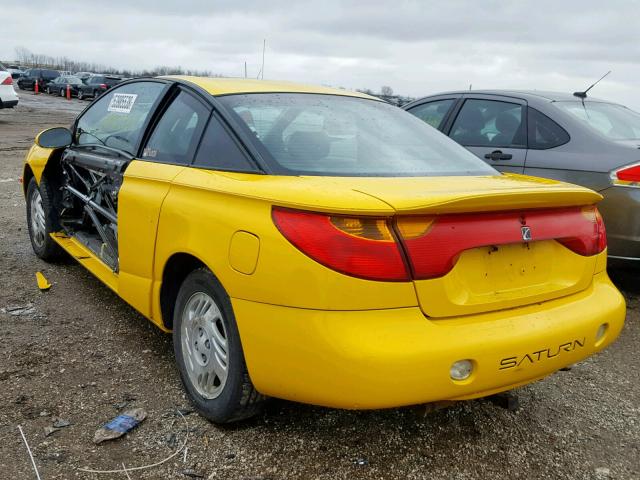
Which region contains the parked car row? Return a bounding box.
[15,68,124,99]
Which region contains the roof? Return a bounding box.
[424,89,611,104]
[164,76,376,100]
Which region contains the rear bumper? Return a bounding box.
[599,186,640,261]
[233,271,625,409]
[0,99,18,109]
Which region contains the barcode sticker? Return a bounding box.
[108,93,138,113]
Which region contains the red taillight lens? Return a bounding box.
[100,84,107,89]
[273,206,606,283]
[397,206,606,280]
[1,76,12,85]
[272,208,409,281]
[614,164,640,182]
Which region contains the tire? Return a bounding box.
[77,90,84,100]
[46,87,51,94]
[26,177,64,261]
[93,89,99,98]
[173,268,265,423]
[60,88,65,97]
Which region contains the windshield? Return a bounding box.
[556,101,640,141]
[218,93,497,177]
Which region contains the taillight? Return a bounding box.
[1,76,12,85]
[611,163,640,184]
[273,206,606,283]
[397,206,607,279]
[100,84,107,89]
[272,208,409,281]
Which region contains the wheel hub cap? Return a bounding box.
[181,292,228,399]
[30,189,46,248]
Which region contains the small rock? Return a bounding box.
[182,469,205,478]
[44,426,60,437]
[354,458,369,466]
[53,418,71,428]
[595,467,611,477]
[39,410,50,417]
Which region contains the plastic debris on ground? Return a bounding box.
[36,271,51,291]
[93,408,147,444]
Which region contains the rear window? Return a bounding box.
[219,93,497,177]
[556,101,640,141]
[0,62,6,71]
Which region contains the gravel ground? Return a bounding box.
[0,91,638,480]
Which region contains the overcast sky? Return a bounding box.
[2,1,639,109]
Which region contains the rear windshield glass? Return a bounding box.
[218,93,497,177]
[0,62,6,71]
[556,101,640,141]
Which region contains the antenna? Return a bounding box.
[573,71,611,99]
[261,39,265,80]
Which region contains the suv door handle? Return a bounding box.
[484,150,513,161]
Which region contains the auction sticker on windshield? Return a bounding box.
[108,94,137,114]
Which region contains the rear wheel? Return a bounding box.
[173,268,264,423]
[26,177,64,261]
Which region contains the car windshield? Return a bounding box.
[219,93,497,177]
[556,101,640,141]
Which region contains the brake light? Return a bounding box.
[1,76,12,85]
[612,163,640,183]
[273,206,606,282]
[272,208,409,281]
[397,206,607,279]
[100,84,107,89]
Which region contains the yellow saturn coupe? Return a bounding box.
[23,76,625,423]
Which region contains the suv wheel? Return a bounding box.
[173,268,265,423]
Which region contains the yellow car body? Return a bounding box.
[23,76,625,411]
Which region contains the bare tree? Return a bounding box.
[380,85,394,97]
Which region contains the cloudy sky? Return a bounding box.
[2,0,639,109]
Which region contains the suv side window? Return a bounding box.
[450,99,525,148]
[76,81,166,154]
[407,99,455,129]
[193,114,256,171]
[528,107,570,149]
[142,90,210,165]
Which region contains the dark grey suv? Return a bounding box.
[404,90,640,264]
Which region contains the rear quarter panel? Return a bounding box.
[151,168,418,325]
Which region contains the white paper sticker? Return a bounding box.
[107,93,138,113]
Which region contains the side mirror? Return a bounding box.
[36,127,72,149]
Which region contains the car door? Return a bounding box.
[68,80,170,314]
[118,85,211,321]
[445,95,528,174]
[404,96,461,131]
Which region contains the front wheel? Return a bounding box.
[173,268,264,423]
[26,177,64,261]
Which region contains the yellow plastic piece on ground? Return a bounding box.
[36,271,51,291]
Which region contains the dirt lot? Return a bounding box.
[0,91,638,480]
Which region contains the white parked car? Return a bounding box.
[0,63,19,109]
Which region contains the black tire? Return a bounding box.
[77,90,84,100]
[173,268,265,424]
[26,177,64,261]
[46,87,51,94]
[60,88,65,97]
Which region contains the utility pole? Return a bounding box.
[261,39,266,80]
